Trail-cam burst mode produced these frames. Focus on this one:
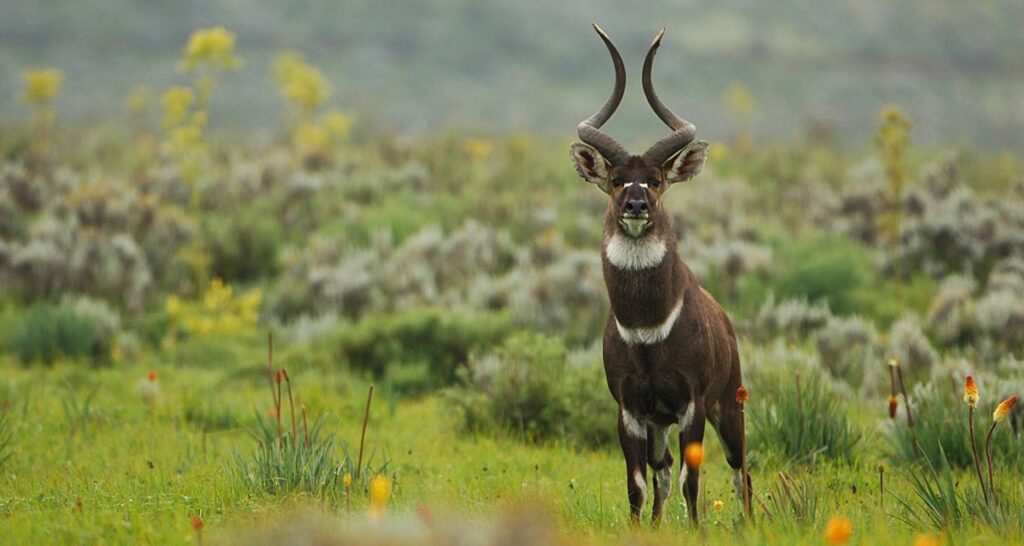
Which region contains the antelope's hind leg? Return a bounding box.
[678,400,706,524]
[647,424,674,524]
[710,398,753,515]
[618,407,648,523]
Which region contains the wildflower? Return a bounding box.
[161,86,194,129]
[180,27,242,73]
[912,534,940,546]
[963,376,979,408]
[683,442,704,469]
[888,357,899,368]
[462,138,493,160]
[735,386,749,405]
[343,472,352,488]
[21,68,63,104]
[712,499,724,513]
[993,395,1018,423]
[275,370,283,384]
[272,51,331,117]
[323,109,354,142]
[369,475,391,518]
[191,516,204,531]
[888,394,899,419]
[823,515,852,545]
[147,370,158,382]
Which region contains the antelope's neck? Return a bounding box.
[601,221,689,330]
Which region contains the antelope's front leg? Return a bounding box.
[618,407,648,523]
[647,424,674,525]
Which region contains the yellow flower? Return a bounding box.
[888,357,900,368]
[723,81,758,118]
[369,475,391,518]
[712,499,724,513]
[180,26,242,73]
[462,138,493,160]
[993,396,1018,423]
[963,376,979,409]
[166,295,182,319]
[823,515,852,545]
[273,51,330,116]
[21,68,63,105]
[683,443,704,469]
[161,86,195,129]
[342,473,352,489]
[913,534,940,546]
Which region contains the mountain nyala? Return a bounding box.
[569,24,751,525]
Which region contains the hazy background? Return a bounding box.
[1,0,1023,147]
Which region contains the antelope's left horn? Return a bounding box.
[641,28,697,167]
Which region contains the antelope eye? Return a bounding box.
[648,178,661,188]
[612,177,625,187]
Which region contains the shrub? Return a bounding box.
[335,307,509,394]
[6,303,100,365]
[771,235,872,315]
[205,209,282,282]
[450,334,616,448]
[748,367,863,464]
[814,315,880,390]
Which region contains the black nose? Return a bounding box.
[624,200,648,215]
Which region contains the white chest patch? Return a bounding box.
[616,297,684,345]
[604,233,667,270]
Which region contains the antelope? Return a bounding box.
[569,25,751,525]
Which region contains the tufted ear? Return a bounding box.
[570,143,611,194]
[663,140,709,185]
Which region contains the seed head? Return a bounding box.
[963,376,979,408]
[888,395,899,419]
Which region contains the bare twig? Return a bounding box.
[357,384,375,478]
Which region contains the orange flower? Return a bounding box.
[684,442,704,468]
[993,395,1018,423]
[912,534,940,546]
[735,386,749,405]
[823,515,852,545]
[147,369,158,382]
[888,394,899,419]
[275,370,283,384]
[191,515,204,531]
[963,376,979,408]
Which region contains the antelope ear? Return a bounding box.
[663,140,709,185]
[570,143,611,194]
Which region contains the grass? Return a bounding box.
[1,355,1021,545]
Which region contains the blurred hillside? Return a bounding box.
[1,0,1023,147]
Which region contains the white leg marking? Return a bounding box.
[621,408,647,439]
[633,468,647,504]
[679,402,696,431]
[679,464,689,494]
[655,466,672,502]
[732,468,745,501]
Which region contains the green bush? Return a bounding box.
[6,304,101,365]
[748,367,863,464]
[772,235,872,315]
[335,307,509,394]
[205,209,282,282]
[449,333,616,448]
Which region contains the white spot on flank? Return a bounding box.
[616,297,684,345]
[621,408,647,439]
[604,232,667,270]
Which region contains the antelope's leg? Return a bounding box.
[647,424,674,525]
[678,400,706,524]
[618,407,648,523]
[711,394,752,515]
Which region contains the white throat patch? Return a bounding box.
[604,233,667,270]
[616,297,684,345]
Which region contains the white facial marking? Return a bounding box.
[679,402,696,431]
[621,408,647,439]
[604,232,667,270]
[624,182,635,188]
[639,183,648,188]
[616,297,684,345]
[733,469,745,502]
[633,468,648,502]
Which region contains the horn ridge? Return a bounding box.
[577,23,631,166]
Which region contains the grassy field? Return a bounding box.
[2,26,1023,546]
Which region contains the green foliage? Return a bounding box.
[60,382,100,437]
[450,333,616,448]
[748,368,863,464]
[205,209,282,282]
[7,304,99,365]
[886,382,1024,469]
[767,235,873,315]
[762,471,822,528]
[0,412,14,471]
[336,307,509,394]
